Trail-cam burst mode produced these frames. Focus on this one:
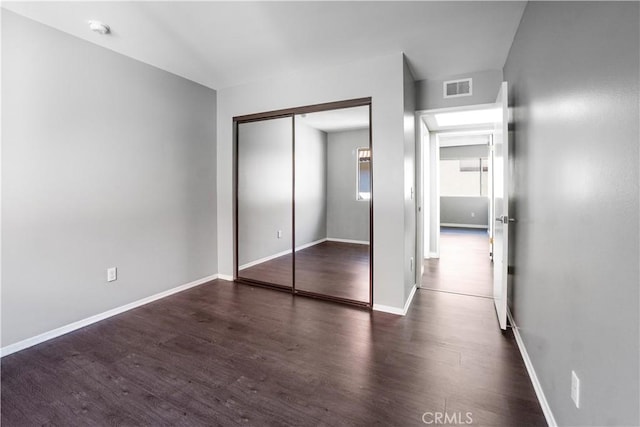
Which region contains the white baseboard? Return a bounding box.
[326,238,369,245]
[404,284,417,314]
[507,308,557,427]
[441,223,488,229]
[373,303,405,315]
[239,249,292,270]
[0,274,218,358]
[295,238,328,251]
[238,239,328,271]
[373,284,417,316]
[217,274,234,281]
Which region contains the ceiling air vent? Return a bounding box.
[443,78,472,98]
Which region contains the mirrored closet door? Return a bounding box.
[294,106,371,304]
[234,99,372,307]
[236,117,293,289]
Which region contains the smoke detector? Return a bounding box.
[88,20,110,35]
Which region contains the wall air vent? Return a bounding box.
[443,78,472,98]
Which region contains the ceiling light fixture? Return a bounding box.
[88,20,110,35]
[435,108,501,127]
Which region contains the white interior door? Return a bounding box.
[492,81,510,330]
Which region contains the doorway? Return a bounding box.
[429,134,492,297]
[417,104,498,299]
[417,83,511,329]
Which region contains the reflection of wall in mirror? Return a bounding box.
[327,129,370,243]
[237,118,293,267]
[295,121,328,248]
[239,122,369,269]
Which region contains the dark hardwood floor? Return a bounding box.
[239,252,294,288]
[1,279,545,426]
[239,241,370,303]
[423,227,493,297]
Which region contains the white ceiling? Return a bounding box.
[297,106,369,133]
[2,1,527,90]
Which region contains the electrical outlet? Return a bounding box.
[410,257,414,272]
[107,267,117,282]
[571,370,580,408]
[277,230,282,239]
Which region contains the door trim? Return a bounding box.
[233,98,371,123]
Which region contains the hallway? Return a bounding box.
[423,227,493,298]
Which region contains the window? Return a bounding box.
[440,157,488,197]
[357,147,371,200]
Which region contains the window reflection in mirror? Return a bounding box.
[357,147,371,201]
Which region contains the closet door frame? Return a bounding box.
[233,97,373,309]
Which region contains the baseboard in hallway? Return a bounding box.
[420,287,493,300]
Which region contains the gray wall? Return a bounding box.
[503,2,639,425]
[416,69,503,110]
[237,118,293,266]
[440,197,488,227]
[295,121,328,247]
[2,11,217,347]
[326,129,369,242]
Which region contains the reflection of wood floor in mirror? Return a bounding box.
[423,227,492,297]
[296,241,370,302]
[238,241,370,303]
[239,253,294,288]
